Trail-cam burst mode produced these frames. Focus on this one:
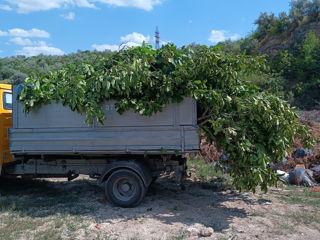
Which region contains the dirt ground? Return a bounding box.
[1,110,320,240]
[1,169,319,240]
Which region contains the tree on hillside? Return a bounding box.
[289,0,310,23]
[296,31,320,80]
[268,31,320,108]
[251,0,320,40]
[240,37,259,55]
[274,12,292,33]
[306,0,320,20]
[215,40,242,54]
[254,12,278,39]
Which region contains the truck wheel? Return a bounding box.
[105,169,146,207]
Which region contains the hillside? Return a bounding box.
[258,20,320,57]
[216,0,320,110]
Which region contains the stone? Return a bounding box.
[199,227,214,237]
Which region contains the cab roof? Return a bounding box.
[0,83,12,90]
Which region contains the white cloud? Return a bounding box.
[74,0,95,8]
[95,0,161,11]
[0,4,12,11]
[5,28,50,38]
[0,28,50,38]
[208,30,241,44]
[0,30,8,37]
[5,0,161,13]
[230,33,241,41]
[92,32,150,52]
[120,32,150,46]
[6,0,64,13]
[92,43,119,51]
[61,12,75,20]
[9,37,33,46]
[16,41,65,57]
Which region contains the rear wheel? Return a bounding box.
[104,169,146,207]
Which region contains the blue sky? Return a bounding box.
[0,0,292,57]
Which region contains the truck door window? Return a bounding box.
[3,92,12,110]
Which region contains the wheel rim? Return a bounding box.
[113,177,137,202]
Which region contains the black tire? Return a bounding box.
[104,169,146,208]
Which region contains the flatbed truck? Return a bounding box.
[0,84,199,207]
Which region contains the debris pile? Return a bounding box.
[199,113,320,187]
[198,134,222,162]
[280,120,320,172]
[274,118,320,186]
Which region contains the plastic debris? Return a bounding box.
[220,153,229,162]
[277,170,289,183]
[293,148,313,158]
[210,161,230,173]
[311,165,320,171]
[311,165,320,183]
[288,168,315,186]
[282,157,288,164]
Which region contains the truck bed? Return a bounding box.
[10,86,199,157]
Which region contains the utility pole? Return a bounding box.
[155,26,160,49]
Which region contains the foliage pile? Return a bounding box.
[19,44,314,192]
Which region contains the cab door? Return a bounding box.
[0,86,13,174]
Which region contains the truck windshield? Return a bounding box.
[3,92,12,110]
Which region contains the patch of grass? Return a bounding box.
[278,186,320,208]
[267,218,296,236]
[0,178,99,239]
[0,213,46,240]
[285,212,320,225]
[251,211,266,217]
[129,237,140,240]
[187,158,234,191]
[187,158,223,180]
[171,229,189,240]
[54,218,64,229]
[0,210,93,240]
[272,210,320,226]
[33,228,62,240]
[217,234,238,240]
[171,205,182,211]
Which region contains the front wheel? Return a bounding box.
[104,169,146,207]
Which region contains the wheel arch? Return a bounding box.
[98,160,152,188]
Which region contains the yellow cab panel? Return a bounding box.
[0,83,13,174]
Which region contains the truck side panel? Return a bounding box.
[10,86,199,156]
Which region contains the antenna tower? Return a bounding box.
[155,26,160,49]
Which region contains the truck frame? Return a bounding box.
[0,85,200,207]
